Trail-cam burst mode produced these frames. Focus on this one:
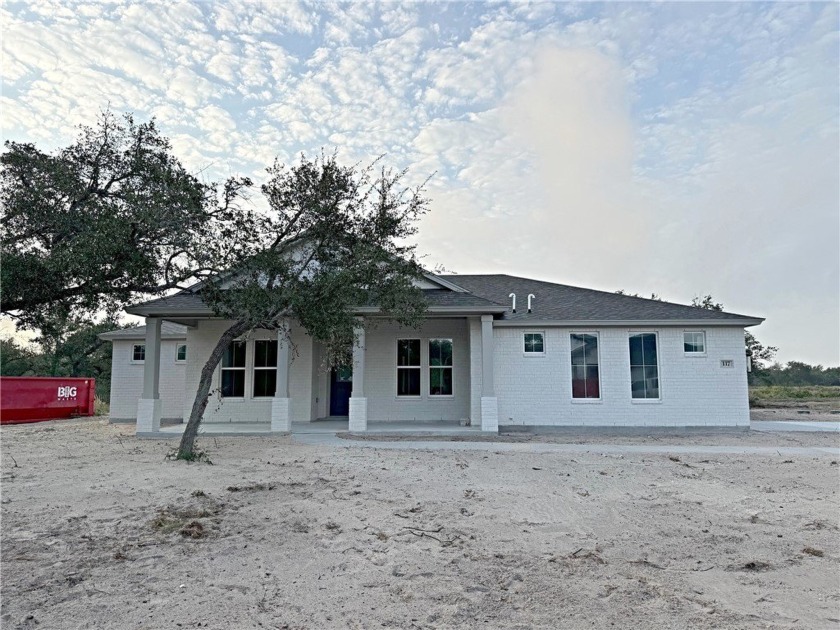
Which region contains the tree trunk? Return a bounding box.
[177,319,251,459]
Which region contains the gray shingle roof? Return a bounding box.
[126,287,507,316]
[125,292,212,317]
[438,275,763,324]
[99,322,189,341]
[123,274,763,325]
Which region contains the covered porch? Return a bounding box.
[133,310,503,435]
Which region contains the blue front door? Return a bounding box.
[329,367,352,416]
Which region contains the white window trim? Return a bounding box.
[396,337,422,399]
[523,331,546,357]
[252,339,278,398]
[220,340,247,400]
[175,343,187,363]
[570,331,602,403]
[131,344,145,364]
[629,331,662,402]
[683,330,707,356]
[428,337,454,398]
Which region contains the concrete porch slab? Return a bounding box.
[140,419,481,438]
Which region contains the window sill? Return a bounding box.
[683,353,707,358]
[631,398,662,404]
[571,398,602,404]
[220,397,245,402]
[429,395,455,400]
[395,396,422,401]
[523,353,546,358]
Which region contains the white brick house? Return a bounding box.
[100,322,188,423]
[104,273,763,434]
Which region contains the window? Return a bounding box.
[132,344,145,362]
[253,340,278,397]
[570,334,600,399]
[524,332,545,354]
[334,366,352,382]
[429,338,453,396]
[221,341,246,397]
[175,344,187,362]
[629,333,659,399]
[397,339,421,396]
[684,331,706,354]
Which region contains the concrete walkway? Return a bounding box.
[291,432,839,457]
[750,420,840,433]
[142,420,839,457]
[150,419,481,438]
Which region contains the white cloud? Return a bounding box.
[2,1,837,365]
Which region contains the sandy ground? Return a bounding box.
[2,419,839,630]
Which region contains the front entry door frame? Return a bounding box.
[329,366,353,416]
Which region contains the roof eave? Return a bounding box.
[492,318,765,327]
[124,306,214,317]
[353,305,508,315]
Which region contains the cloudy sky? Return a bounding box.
[2,1,838,365]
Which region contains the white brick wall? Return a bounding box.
[109,339,186,421]
[363,318,471,422]
[112,317,750,428]
[183,320,313,423]
[494,326,750,427]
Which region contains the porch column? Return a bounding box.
[136,317,162,434]
[348,318,367,432]
[480,314,498,432]
[271,324,292,432]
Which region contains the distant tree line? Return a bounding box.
[749,362,840,387]
[1,319,119,400]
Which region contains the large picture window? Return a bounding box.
[397,339,421,396]
[629,333,659,399]
[253,340,278,397]
[570,334,599,399]
[221,341,246,397]
[429,338,453,396]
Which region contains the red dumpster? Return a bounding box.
[0,377,97,424]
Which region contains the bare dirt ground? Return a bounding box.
[751,408,840,423]
[2,419,839,630]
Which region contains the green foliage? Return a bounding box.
[1,317,119,400]
[94,396,110,416]
[615,289,662,301]
[166,445,213,464]
[749,385,840,407]
[201,152,428,363]
[691,294,724,311]
[0,337,46,376]
[750,364,840,387]
[1,109,253,331]
[178,153,430,459]
[0,319,120,401]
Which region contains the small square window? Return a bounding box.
[176,344,187,362]
[132,344,145,362]
[684,332,706,354]
[524,332,545,354]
